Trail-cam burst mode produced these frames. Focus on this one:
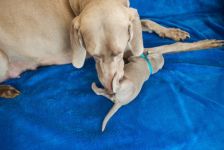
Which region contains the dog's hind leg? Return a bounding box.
[141,19,190,41]
[0,49,20,99]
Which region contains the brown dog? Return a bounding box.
[0,0,190,99]
[92,40,224,132]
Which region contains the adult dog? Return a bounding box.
[0,0,189,98]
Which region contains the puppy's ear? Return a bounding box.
[116,79,136,103]
[127,8,144,56]
[70,17,86,68]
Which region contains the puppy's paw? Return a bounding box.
[0,85,20,99]
[91,82,107,96]
[91,82,100,95]
[159,28,190,41]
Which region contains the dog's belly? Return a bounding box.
[0,0,75,80]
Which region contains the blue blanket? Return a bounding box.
[1,0,224,149]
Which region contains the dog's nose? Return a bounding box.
[104,75,115,94]
[105,81,113,94]
[105,72,120,94]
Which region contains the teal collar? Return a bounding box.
[140,52,153,75]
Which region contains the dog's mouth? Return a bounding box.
[105,89,116,97]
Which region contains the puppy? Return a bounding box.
[92,53,162,132]
[92,40,224,132]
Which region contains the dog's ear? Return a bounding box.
[69,0,79,15]
[70,17,86,68]
[127,8,144,56]
[119,0,130,7]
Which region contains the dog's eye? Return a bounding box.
[111,52,122,57]
[93,55,100,59]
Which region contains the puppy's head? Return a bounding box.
[92,77,136,105]
[70,1,143,93]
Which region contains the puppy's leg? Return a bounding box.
[141,19,190,41]
[0,50,20,99]
[145,40,224,55]
[91,83,114,102]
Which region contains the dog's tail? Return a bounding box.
[145,40,224,55]
[102,103,122,132]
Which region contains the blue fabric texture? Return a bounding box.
[1,0,224,149]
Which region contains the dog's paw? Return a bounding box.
[0,85,20,99]
[197,40,224,48]
[159,28,190,41]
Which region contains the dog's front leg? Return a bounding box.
[0,50,20,99]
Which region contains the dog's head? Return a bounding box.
[70,0,143,93]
